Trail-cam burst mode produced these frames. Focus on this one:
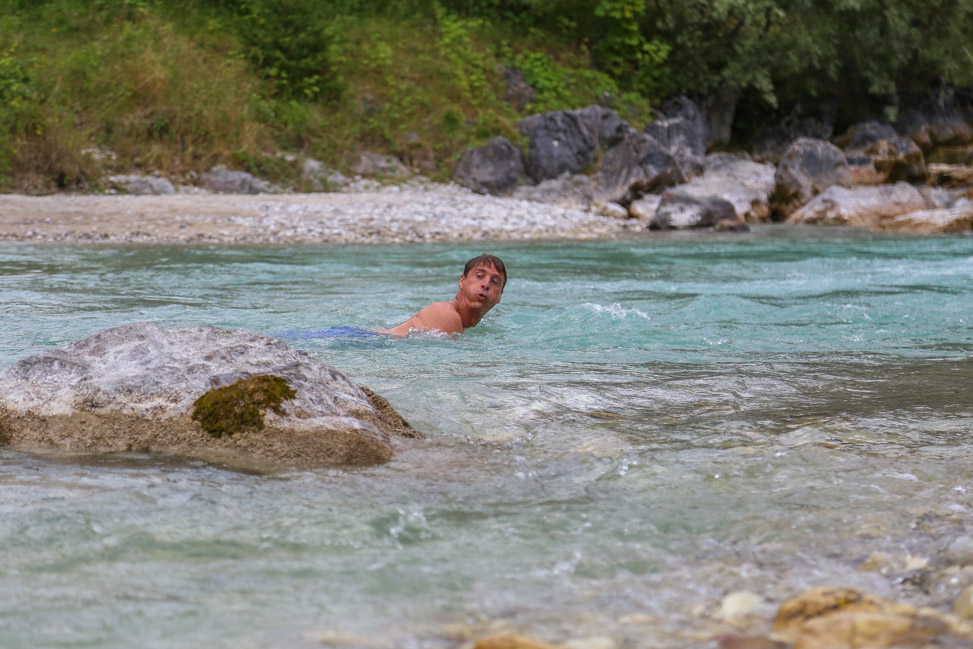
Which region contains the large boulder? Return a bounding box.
[0,323,420,470]
[648,192,749,231]
[453,136,527,196]
[517,110,598,182]
[595,132,686,205]
[837,121,927,184]
[665,153,776,222]
[773,138,851,219]
[572,105,633,149]
[645,96,708,181]
[201,167,273,194]
[644,96,708,155]
[786,182,928,228]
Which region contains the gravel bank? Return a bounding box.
[0,182,635,244]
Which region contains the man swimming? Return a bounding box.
[376,254,506,336]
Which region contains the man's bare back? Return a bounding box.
[376,255,507,336]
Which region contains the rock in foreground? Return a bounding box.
[0,323,419,470]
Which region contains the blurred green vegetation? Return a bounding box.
[0,0,970,192]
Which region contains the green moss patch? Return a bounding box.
[192,375,296,439]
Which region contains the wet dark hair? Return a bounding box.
[463,254,507,289]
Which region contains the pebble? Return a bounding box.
[945,536,973,566]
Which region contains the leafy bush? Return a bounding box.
[233,0,344,101]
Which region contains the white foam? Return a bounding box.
[582,302,652,321]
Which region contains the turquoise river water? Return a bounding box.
[1,227,972,648]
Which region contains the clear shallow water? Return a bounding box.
[1,228,972,649]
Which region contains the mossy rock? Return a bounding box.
[192,375,296,439]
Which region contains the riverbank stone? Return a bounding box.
[787,182,928,229]
[0,323,421,470]
[517,110,598,182]
[772,137,851,219]
[649,192,749,231]
[453,136,527,196]
[596,132,686,205]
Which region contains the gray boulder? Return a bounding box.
[572,105,633,148]
[106,174,176,195]
[773,138,851,219]
[351,152,409,178]
[595,132,686,205]
[837,121,927,184]
[786,182,927,228]
[649,192,749,231]
[301,159,347,191]
[202,167,273,194]
[667,154,776,223]
[644,96,708,155]
[517,110,598,182]
[0,323,419,470]
[453,136,526,196]
[511,173,596,211]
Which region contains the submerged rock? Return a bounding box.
[772,587,973,649]
[0,323,420,470]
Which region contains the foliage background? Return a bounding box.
[0,0,970,192]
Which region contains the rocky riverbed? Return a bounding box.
[0,180,637,245]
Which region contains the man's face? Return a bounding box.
[458,262,504,312]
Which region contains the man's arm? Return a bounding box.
[376,301,463,336]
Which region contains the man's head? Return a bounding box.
[463,254,507,289]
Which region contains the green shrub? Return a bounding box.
[233,0,344,101]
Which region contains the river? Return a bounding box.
[1,227,972,648]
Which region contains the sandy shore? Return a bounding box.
[0,182,635,244]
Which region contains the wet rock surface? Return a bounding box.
[0,323,420,470]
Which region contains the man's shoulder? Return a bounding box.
[416,300,463,332]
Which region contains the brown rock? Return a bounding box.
[473,634,559,649]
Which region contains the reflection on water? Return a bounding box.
[1,229,972,648]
